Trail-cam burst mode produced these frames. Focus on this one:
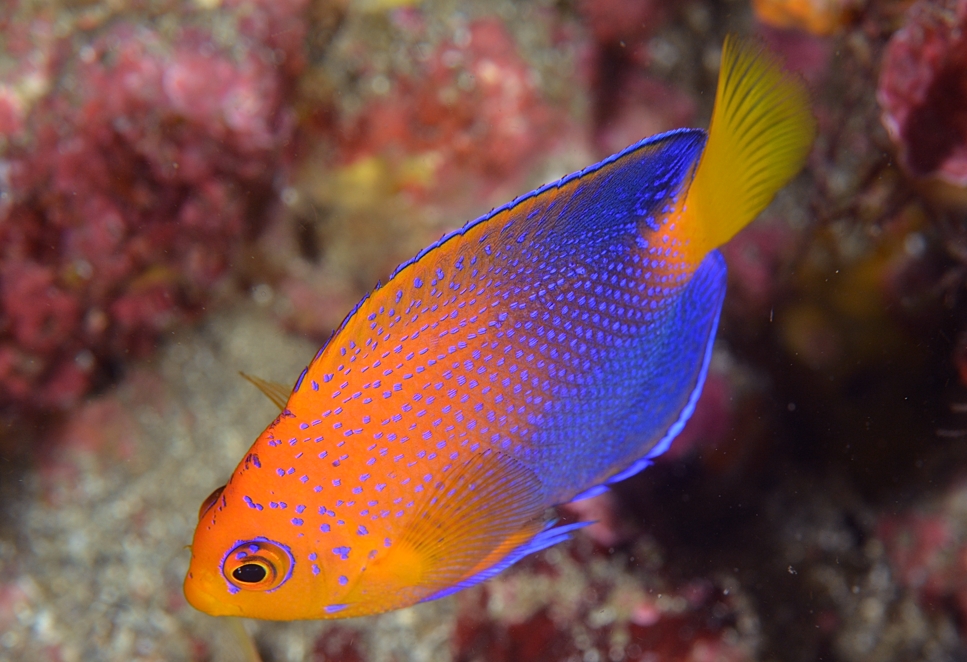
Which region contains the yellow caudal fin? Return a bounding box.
[684,35,815,255]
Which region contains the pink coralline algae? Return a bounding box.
[452,548,757,662]
[879,513,957,597]
[561,491,636,548]
[591,75,695,158]
[337,18,564,197]
[755,23,833,86]
[876,480,967,630]
[0,15,303,413]
[577,0,667,46]
[878,0,967,185]
[575,0,680,151]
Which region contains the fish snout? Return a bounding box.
[183,567,242,617]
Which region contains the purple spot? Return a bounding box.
[308,552,318,561]
[384,538,392,548]
[312,564,321,575]
[314,485,323,493]
[325,604,347,614]
[291,518,304,526]
[338,575,349,586]
[295,505,306,514]
[333,546,351,560]
[312,381,319,391]
[320,523,331,532]
[252,455,261,468]
[333,479,341,487]
[357,525,369,535]
[276,469,285,477]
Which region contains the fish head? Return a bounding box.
[183,474,328,620]
[182,417,459,620]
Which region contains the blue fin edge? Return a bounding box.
[603,275,723,486]
[418,520,592,603]
[570,484,610,502]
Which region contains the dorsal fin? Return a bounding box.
[239,372,290,410]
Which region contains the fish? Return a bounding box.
[184,35,815,621]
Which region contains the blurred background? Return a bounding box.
[1,0,967,660]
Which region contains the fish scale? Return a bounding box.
[286,130,705,493]
[184,36,816,620]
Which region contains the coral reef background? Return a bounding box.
[2,0,967,660]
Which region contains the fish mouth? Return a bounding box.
[183,570,242,617]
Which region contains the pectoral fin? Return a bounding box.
[348,450,553,611]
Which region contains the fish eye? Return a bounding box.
[233,563,267,584]
[222,538,293,592]
[198,485,226,520]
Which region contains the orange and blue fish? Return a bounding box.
[184,36,814,620]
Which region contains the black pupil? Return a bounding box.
[233,563,267,583]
